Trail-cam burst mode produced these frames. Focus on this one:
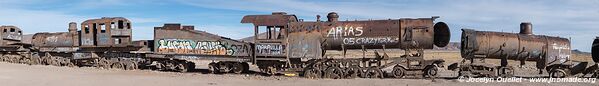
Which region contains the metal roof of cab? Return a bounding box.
[240,12,298,26]
[81,17,129,24]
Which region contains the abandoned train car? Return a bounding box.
[30,17,144,69]
[450,22,597,78]
[140,23,253,73]
[0,25,35,64]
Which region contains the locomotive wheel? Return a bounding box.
[263,66,276,76]
[241,62,249,73]
[186,62,195,72]
[50,57,60,66]
[98,58,111,69]
[175,62,188,72]
[112,62,125,69]
[392,65,406,78]
[344,66,362,79]
[324,66,344,79]
[424,66,439,78]
[231,62,244,74]
[208,63,220,74]
[498,67,514,77]
[17,56,26,64]
[22,58,32,65]
[29,55,41,65]
[549,69,567,78]
[125,61,137,70]
[64,59,75,67]
[303,67,322,79]
[2,55,9,62]
[365,67,384,79]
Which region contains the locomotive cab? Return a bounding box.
[241,12,298,59]
[0,26,23,45]
[80,17,133,47]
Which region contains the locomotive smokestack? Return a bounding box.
[327,12,338,22]
[316,15,321,22]
[68,22,77,32]
[520,22,533,35]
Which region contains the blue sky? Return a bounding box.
[0,0,598,52]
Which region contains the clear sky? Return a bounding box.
[0,0,598,52]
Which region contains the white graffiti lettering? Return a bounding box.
[256,44,284,55]
[157,39,245,55]
[327,26,363,39]
[342,37,399,45]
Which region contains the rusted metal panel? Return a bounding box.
[32,32,75,47]
[287,17,449,50]
[241,12,298,26]
[460,23,571,68]
[110,28,132,36]
[153,24,251,57]
[545,36,570,65]
[287,30,323,58]
[132,40,154,52]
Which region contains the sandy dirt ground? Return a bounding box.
[0,61,597,86]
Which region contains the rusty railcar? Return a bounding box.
[450,22,589,78]
[242,12,450,79]
[142,24,252,73]
[0,26,38,64]
[30,17,144,69]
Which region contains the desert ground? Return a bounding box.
[0,50,597,86]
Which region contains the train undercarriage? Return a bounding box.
[252,49,445,79]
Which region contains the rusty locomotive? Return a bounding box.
[241,12,450,78]
[449,22,598,78]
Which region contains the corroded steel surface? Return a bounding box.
[287,13,450,50]
[32,32,75,47]
[460,23,571,67]
[241,12,298,26]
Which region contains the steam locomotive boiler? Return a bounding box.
[242,12,450,79]
[450,22,586,78]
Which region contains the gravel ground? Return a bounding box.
[0,62,597,86]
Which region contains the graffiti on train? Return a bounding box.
[342,37,399,45]
[326,26,363,39]
[256,44,285,55]
[551,43,571,62]
[157,39,245,55]
[4,33,22,40]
